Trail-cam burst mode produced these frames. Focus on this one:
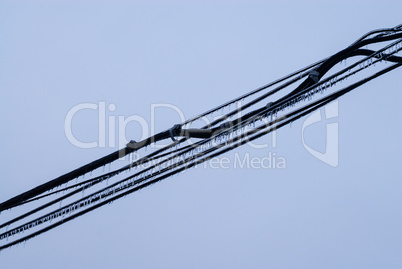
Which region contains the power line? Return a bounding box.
[1,24,401,251]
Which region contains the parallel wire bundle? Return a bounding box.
[1,24,401,251]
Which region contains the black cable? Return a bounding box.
[4,30,400,228]
[2,60,401,245]
[0,147,136,212]
[3,61,400,251]
[1,25,401,250]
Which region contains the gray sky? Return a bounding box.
[1,1,401,268]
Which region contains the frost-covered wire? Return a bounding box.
[1,24,402,251]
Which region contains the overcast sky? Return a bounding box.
[1,1,401,268]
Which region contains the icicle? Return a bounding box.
[226,133,230,145]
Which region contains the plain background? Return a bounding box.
[1,1,401,268]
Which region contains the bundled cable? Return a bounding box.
[1,24,401,251]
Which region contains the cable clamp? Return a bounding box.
[169,124,182,142]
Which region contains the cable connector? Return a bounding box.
[169,124,182,142]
